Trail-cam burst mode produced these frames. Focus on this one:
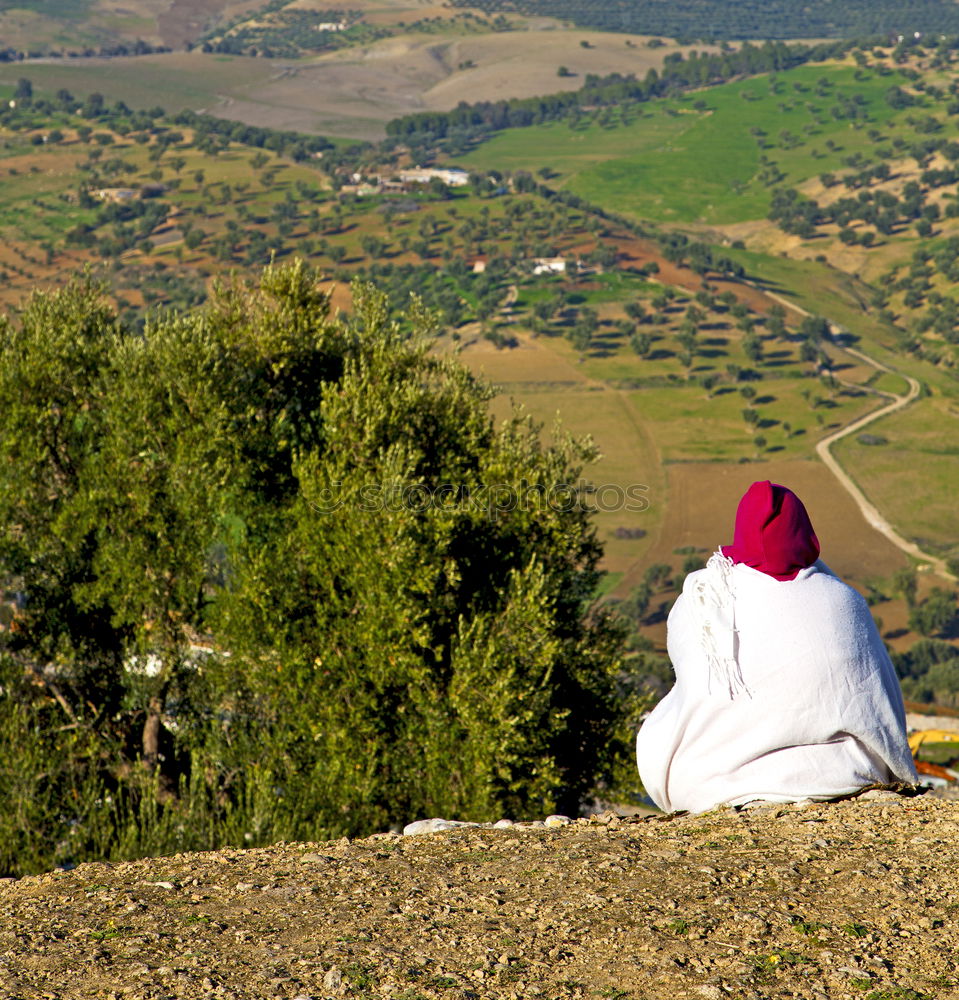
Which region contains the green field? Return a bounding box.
[463,63,916,225]
[833,400,959,561]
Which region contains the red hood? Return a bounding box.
[720,480,820,581]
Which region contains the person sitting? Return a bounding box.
[636,480,917,814]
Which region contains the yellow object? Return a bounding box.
[908,729,959,755]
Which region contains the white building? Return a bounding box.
[531,257,567,275]
[398,167,470,187]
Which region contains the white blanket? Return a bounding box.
[636,554,917,813]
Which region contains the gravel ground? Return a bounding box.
[2,789,957,1000]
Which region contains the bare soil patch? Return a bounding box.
[419,31,692,110]
[613,235,791,318]
[1,789,954,1000]
[254,30,692,138]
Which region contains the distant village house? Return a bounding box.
[531,257,567,275]
[343,167,470,196]
[93,187,137,203]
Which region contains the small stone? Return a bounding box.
[323,967,342,990]
[235,883,256,892]
[544,815,571,828]
[694,987,724,999]
[299,853,330,865]
[592,810,617,825]
[149,881,176,890]
[494,819,514,829]
[403,818,475,836]
[860,789,900,801]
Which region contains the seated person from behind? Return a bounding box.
[636,480,917,814]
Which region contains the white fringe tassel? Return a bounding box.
[690,550,750,699]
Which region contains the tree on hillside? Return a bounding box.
[909,588,958,638]
[0,262,632,875]
[893,566,918,608]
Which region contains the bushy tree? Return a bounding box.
[908,588,958,638]
[0,262,631,874]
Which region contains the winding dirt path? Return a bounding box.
[764,288,954,581]
[742,288,954,579]
[813,351,958,579]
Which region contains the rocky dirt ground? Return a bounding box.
[2,789,957,1000]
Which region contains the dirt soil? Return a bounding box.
[2,789,958,999]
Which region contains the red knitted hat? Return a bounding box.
[720,480,820,581]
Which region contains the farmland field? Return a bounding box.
[3,29,701,139]
[457,323,921,650]
[1,33,959,654]
[459,334,665,574]
[462,63,915,224]
[832,400,959,563]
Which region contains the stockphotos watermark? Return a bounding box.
[311,480,650,519]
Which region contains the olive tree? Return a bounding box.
[0,261,630,873]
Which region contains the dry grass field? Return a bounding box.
[7,30,702,139]
[0,0,267,51]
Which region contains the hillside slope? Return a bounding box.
[1,790,955,999]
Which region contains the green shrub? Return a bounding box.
[0,261,631,873]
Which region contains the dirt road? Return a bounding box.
[763,290,953,582]
[2,789,956,1000]
[814,348,954,580]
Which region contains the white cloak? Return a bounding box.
[636,555,917,814]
